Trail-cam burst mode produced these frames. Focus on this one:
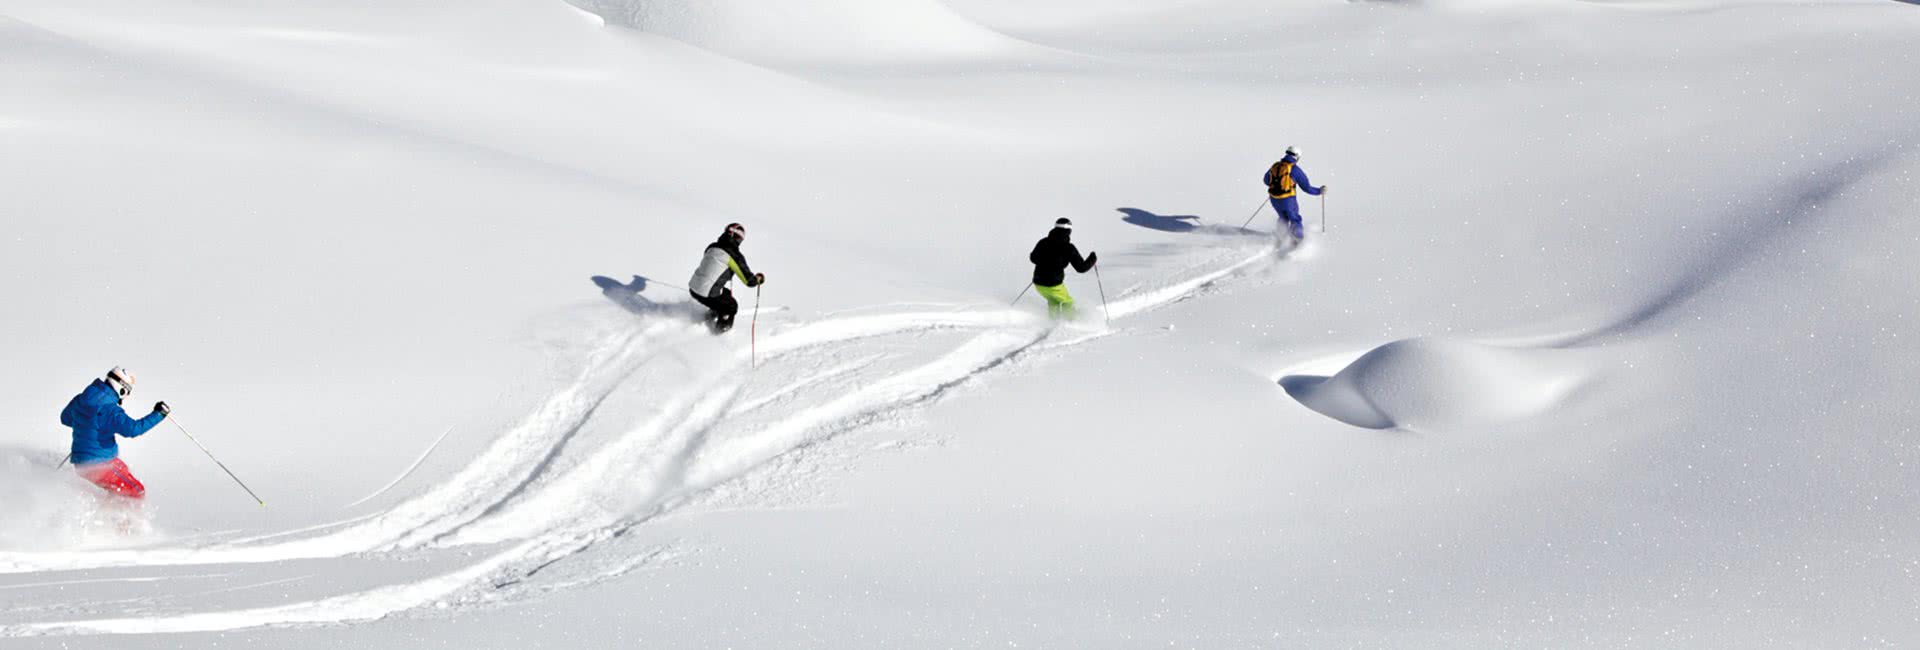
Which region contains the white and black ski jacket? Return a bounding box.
[688,238,759,298]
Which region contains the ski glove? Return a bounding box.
[153,401,171,417]
[754,273,766,286]
[1086,252,1098,268]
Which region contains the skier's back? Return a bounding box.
[687,222,765,333]
[61,367,168,499]
[1028,218,1097,319]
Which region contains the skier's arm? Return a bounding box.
[60,399,76,427]
[1068,244,1096,273]
[1262,166,1274,187]
[1294,166,1323,196]
[102,403,166,439]
[726,250,759,287]
[1029,241,1045,265]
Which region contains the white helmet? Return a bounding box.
[1285,145,1301,158]
[106,366,135,398]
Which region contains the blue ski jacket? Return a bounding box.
[1262,154,1323,213]
[61,380,165,466]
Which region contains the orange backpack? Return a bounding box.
[1267,160,1297,199]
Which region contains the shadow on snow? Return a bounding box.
[590,275,701,320]
[1116,207,1266,237]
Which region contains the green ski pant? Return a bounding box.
[1034,283,1075,319]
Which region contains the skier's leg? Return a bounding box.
[689,289,721,322]
[690,288,736,331]
[76,459,145,500]
[108,460,145,500]
[713,289,739,332]
[1034,284,1057,318]
[1034,284,1075,319]
[88,459,145,534]
[1277,202,1305,247]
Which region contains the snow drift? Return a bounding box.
[1280,338,1589,432]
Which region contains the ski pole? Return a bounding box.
[1093,264,1112,326]
[750,284,761,369]
[170,416,265,507]
[1239,197,1268,229]
[630,275,687,292]
[1320,193,1327,234]
[1010,283,1032,306]
[56,452,71,470]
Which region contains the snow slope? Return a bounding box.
[2,0,1917,647]
[563,0,1030,65]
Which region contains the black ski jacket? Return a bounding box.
[1029,228,1096,286]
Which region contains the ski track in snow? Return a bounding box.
[342,426,459,510]
[724,354,885,417]
[0,240,1280,637]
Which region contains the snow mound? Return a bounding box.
[1280,338,1587,432]
[564,0,1020,65]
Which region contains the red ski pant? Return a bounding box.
[75,458,146,499]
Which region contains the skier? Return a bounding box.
[1028,218,1098,319]
[687,222,765,333]
[61,367,168,499]
[1263,145,1328,245]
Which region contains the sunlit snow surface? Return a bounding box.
[1,0,1917,647]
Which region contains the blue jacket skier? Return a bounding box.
[1262,145,1327,241]
[61,367,168,498]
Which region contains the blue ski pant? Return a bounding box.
[1271,197,1304,239]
